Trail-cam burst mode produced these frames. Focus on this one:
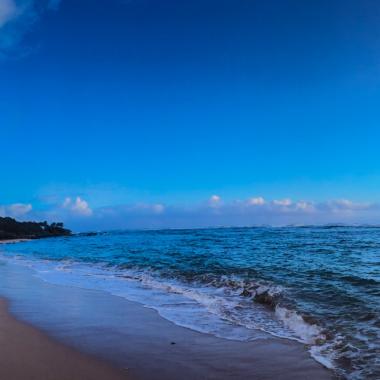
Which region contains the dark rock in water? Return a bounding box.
[77,232,98,237]
[302,314,319,326]
[240,289,252,297]
[253,290,278,309]
[170,342,176,345]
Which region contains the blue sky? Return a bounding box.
[1,0,380,230]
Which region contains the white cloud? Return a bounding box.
[8,203,32,216]
[273,198,292,207]
[247,197,265,206]
[0,202,32,217]
[209,195,221,208]
[327,199,370,211]
[62,197,93,216]
[295,201,315,212]
[2,194,380,231]
[210,195,221,202]
[80,196,378,231]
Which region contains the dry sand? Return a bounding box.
[0,298,129,380]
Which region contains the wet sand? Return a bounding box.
[0,261,336,380]
[0,299,129,380]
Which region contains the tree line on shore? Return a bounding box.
[0,217,72,240]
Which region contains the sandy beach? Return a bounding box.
[2,0,378,378]
[0,298,129,380]
[0,259,335,380]
[0,241,129,380]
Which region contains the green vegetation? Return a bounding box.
[0,217,72,240]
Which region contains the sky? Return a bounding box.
[1,0,380,230]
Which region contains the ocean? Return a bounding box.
[1,226,379,379]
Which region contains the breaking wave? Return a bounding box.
[1,226,379,379]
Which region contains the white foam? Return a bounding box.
[275,306,323,344]
[309,345,336,370]
[1,254,337,372]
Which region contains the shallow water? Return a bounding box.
[1,227,379,379]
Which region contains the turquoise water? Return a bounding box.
[1,227,379,379]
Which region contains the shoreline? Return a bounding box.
[0,261,335,380]
[0,297,129,380]
[0,239,32,244]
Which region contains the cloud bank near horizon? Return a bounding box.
[1,195,379,231]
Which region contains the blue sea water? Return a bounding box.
[1,227,379,379]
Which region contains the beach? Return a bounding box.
[0,252,335,380]
[2,0,379,378]
[0,298,128,380]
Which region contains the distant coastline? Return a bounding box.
[0,217,71,241]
